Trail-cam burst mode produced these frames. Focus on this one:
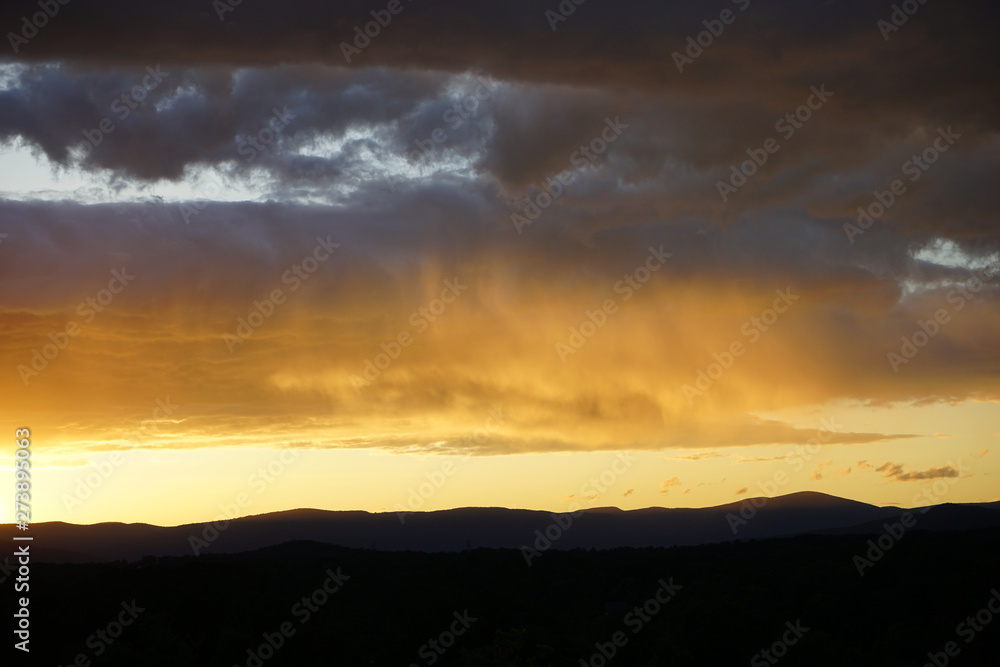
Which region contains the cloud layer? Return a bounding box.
[0,0,997,459]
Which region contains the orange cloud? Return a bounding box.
[659,477,682,495]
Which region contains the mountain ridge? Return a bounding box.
[6,491,998,563]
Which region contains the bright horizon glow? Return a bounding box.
[2,396,995,526]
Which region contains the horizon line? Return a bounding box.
[6,490,999,529]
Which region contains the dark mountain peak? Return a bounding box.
[245,507,362,519]
[765,490,878,508]
[700,490,876,514]
[582,506,625,514]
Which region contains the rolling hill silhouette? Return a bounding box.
[7,491,998,563]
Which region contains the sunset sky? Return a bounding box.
[1,0,997,526]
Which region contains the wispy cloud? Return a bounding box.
[659,477,682,495]
[876,462,962,482]
[811,460,834,481]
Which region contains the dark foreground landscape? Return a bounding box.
[7,494,1000,666]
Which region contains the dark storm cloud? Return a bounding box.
[0,0,996,138]
[0,0,995,245]
[0,63,449,180]
[1,61,996,248]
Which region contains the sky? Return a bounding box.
[0,0,997,526]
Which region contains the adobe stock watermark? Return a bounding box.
[407,610,477,667]
[406,75,495,162]
[521,454,633,566]
[340,0,413,64]
[61,397,177,514]
[878,0,930,41]
[683,287,798,403]
[716,84,832,202]
[180,108,294,221]
[852,458,969,576]
[179,172,230,224]
[223,236,340,352]
[672,0,751,73]
[887,264,996,372]
[17,268,135,386]
[350,277,468,391]
[188,448,301,555]
[233,567,350,667]
[7,0,71,54]
[238,107,295,162]
[0,553,16,586]
[578,578,683,666]
[843,126,959,243]
[395,407,507,524]
[54,600,145,667]
[726,417,842,535]
[511,116,629,234]
[750,620,810,666]
[76,66,170,157]
[556,245,672,361]
[213,0,245,22]
[545,0,590,31]
[921,588,1000,667]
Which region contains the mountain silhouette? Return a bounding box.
[8,491,998,563]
